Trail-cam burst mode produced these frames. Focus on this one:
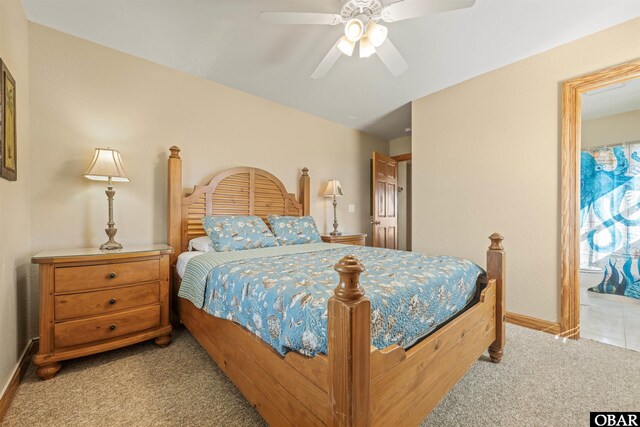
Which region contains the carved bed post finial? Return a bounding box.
[299,167,310,216]
[333,255,366,301]
[328,255,370,426]
[489,233,504,251]
[487,233,506,363]
[169,145,181,159]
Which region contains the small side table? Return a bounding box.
[321,233,367,246]
[31,244,173,380]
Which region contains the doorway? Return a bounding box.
[393,155,411,251]
[371,135,412,250]
[390,135,412,251]
[578,79,640,350]
[560,60,640,342]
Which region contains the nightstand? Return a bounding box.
[32,244,173,380]
[321,233,367,246]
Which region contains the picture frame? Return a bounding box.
[0,59,17,181]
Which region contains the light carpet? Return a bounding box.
[3,324,638,427]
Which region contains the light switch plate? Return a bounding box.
[348,204,355,213]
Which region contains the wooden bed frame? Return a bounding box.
[167,146,506,426]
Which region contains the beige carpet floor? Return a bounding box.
[3,324,639,427]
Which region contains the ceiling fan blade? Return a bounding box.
[311,40,343,79]
[259,12,342,25]
[381,0,476,23]
[375,38,409,76]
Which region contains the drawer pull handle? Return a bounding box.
[108,298,117,305]
[107,272,117,279]
[108,324,117,331]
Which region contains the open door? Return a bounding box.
[372,152,398,249]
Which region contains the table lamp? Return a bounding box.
[323,179,343,236]
[84,148,129,250]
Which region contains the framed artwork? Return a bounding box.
[0,59,16,181]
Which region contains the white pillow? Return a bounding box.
[188,236,214,252]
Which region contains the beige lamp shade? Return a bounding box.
[323,179,343,197]
[84,148,129,182]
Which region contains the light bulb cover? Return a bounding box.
[359,36,376,58]
[366,21,388,47]
[344,18,364,42]
[337,36,355,56]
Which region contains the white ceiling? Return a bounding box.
[22,0,640,140]
[582,77,640,120]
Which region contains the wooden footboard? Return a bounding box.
[180,298,330,424]
[328,233,505,425]
[368,276,497,425]
[178,235,505,426]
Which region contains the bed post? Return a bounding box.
[300,167,310,215]
[328,255,370,427]
[168,146,182,270]
[487,233,506,363]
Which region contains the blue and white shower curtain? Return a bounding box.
[581,143,640,299]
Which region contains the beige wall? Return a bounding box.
[389,136,412,251]
[412,18,640,322]
[582,109,640,149]
[0,0,31,395]
[28,24,387,336]
[389,136,411,156]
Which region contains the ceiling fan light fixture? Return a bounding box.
[344,18,364,42]
[366,21,388,47]
[337,36,356,56]
[262,0,476,78]
[359,36,376,58]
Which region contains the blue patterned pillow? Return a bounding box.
[201,216,279,252]
[268,215,323,246]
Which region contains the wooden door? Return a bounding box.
[372,152,398,249]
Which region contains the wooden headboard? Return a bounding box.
[167,146,311,266]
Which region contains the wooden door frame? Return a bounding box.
[391,153,411,162]
[560,59,640,339]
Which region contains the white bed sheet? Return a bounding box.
[177,251,205,278]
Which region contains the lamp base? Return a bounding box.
[100,226,122,251]
[330,196,341,238]
[101,184,123,251]
[100,239,123,251]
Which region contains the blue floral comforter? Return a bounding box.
[179,243,484,356]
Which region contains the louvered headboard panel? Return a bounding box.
[169,150,311,258]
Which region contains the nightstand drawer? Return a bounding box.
[54,305,161,348]
[54,282,160,321]
[55,259,160,293]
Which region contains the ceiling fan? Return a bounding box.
[259,0,476,79]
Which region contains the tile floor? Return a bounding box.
[580,272,640,351]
